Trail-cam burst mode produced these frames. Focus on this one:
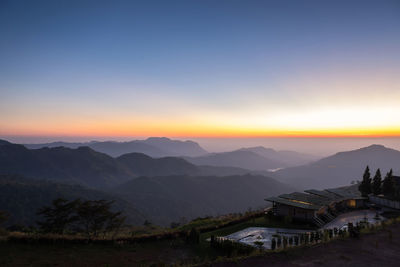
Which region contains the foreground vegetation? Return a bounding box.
[0,203,314,265]
[1,213,399,266]
[1,195,399,266]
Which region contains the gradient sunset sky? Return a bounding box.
[1,0,400,140]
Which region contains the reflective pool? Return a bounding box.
[224,209,383,249]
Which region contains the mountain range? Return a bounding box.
[275,144,400,189]
[23,138,318,170]
[0,174,145,226]
[238,146,319,167]
[24,137,208,158]
[0,140,266,189]
[0,140,133,189]
[112,174,294,225]
[3,137,400,226]
[0,139,295,226]
[185,148,318,171]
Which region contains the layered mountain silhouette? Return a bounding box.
[112,174,294,225]
[0,174,145,226]
[275,144,400,190]
[238,146,319,167]
[117,152,266,177]
[0,140,133,189]
[24,138,319,170]
[0,140,260,187]
[24,137,208,158]
[117,153,199,176]
[185,150,284,171]
[0,139,296,225]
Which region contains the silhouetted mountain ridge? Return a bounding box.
[112,174,295,225]
[117,152,199,176]
[239,146,319,167]
[0,141,134,189]
[185,150,283,170]
[0,174,145,226]
[24,137,208,158]
[276,144,400,190]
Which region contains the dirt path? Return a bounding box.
[212,223,400,267]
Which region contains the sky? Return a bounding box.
[1,0,400,142]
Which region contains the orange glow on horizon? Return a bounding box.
[3,124,400,139]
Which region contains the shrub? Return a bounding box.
[187,227,200,244]
[283,236,288,249]
[310,232,315,243]
[299,234,304,245]
[271,238,276,250]
[254,241,264,251]
[277,236,282,248]
[328,229,333,239]
[37,198,126,240]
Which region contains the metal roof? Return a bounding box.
[325,185,363,199]
[265,184,364,210]
[279,192,331,207]
[304,189,343,200]
[265,196,320,210]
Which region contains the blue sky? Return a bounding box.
[1,0,399,139]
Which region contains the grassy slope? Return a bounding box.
[0,214,315,266]
[2,220,400,266]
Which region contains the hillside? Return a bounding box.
[117,152,199,176]
[112,174,295,225]
[24,137,208,158]
[185,150,284,171]
[0,140,134,189]
[239,146,319,167]
[0,140,261,187]
[276,144,400,189]
[0,174,145,226]
[116,152,260,177]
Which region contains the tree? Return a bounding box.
[271,238,276,250]
[143,220,152,227]
[187,227,200,244]
[0,210,8,226]
[359,166,372,197]
[170,222,180,228]
[37,198,80,234]
[37,198,126,239]
[372,169,382,195]
[382,169,395,198]
[254,241,264,251]
[75,200,126,240]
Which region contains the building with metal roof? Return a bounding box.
[265,184,365,226]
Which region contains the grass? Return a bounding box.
[0,212,322,266]
[2,215,400,266]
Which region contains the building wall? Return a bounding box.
[369,195,400,209]
[275,203,315,221]
[355,199,365,208]
[334,199,364,210]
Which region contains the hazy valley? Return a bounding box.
[2,137,400,227]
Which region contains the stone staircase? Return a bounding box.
[313,216,325,227]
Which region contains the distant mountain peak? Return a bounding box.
[363,144,387,150]
[23,137,208,157]
[145,137,170,141]
[239,146,276,153]
[0,139,11,146]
